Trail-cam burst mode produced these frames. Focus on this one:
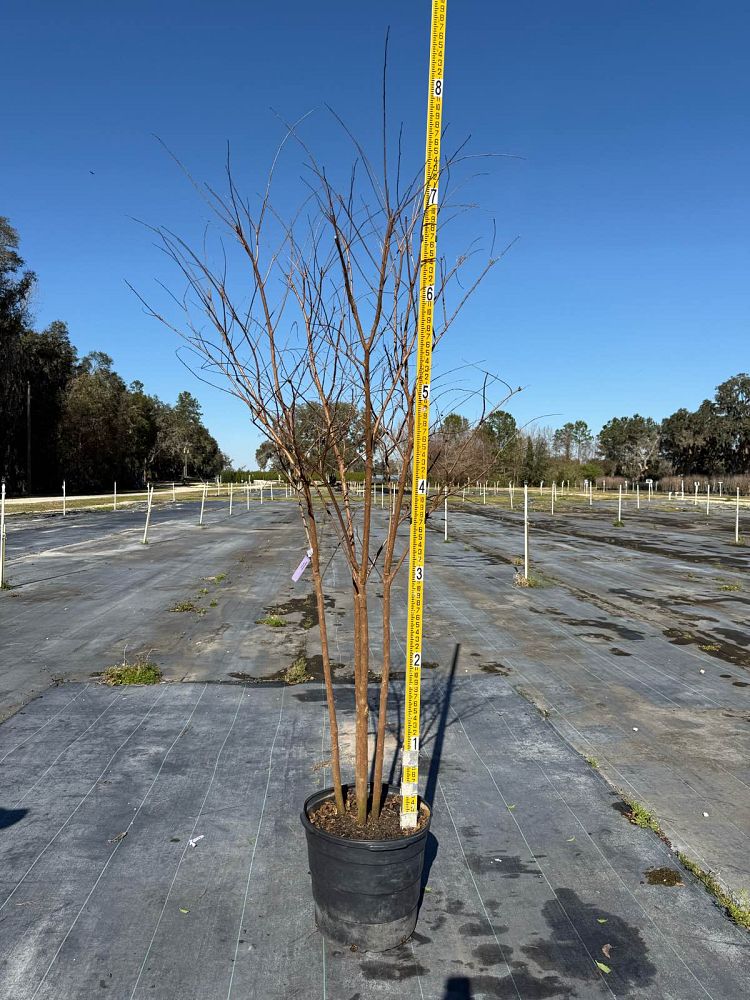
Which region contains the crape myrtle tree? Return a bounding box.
[138,119,518,825]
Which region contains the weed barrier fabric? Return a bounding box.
[2,499,750,917]
[0,679,745,999]
[0,500,306,721]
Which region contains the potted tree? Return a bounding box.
[138,76,518,954]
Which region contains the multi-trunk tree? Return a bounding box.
[140,120,517,823]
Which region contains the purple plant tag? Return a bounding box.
[292,548,313,582]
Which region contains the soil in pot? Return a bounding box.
[308,789,429,840]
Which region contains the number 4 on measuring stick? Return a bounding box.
[417,480,427,495]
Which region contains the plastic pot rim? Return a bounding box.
[301,786,431,853]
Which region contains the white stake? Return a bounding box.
[229,482,233,516]
[589,481,593,507]
[142,487,153,544]
[523,483,529,580]
[62,480,66,517]
[735,488,740,544]
[694,483,699,506]
[260,484,264,505]
[270,482,274,501]
[551,481,555,516]
[706,484,710,516]
[637,484,640,509]
[483,482,486,504]
[246,482,250,510]
[618,484,623,523]
[0,481,6,589]
[113,481,117,511]
[199,482,207,526]
[172,481,176,502]
[444,486,448,542]
[509,483,514,510]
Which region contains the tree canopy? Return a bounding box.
[598,415,660,479]
[660,375,750,476]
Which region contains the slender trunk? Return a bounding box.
[372,444,412,819]
[353,588,370,824]
[371,576,392,818]
[306,507,345,814]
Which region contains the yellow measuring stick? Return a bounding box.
[401,0,448,830]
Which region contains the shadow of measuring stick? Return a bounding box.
[375,644,463,898]
[380,643,462,804]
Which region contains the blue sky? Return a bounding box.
[3,1,748,466]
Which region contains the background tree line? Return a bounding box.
[593,374,750,481]
[0,218,224,494]
[256,375,750,486]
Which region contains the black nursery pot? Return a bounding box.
[301,786,431,953]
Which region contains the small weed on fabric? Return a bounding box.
[100,659,162,686]
[256,613,286,627]
[169,601,206,615]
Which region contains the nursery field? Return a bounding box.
[0,494,749,998]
